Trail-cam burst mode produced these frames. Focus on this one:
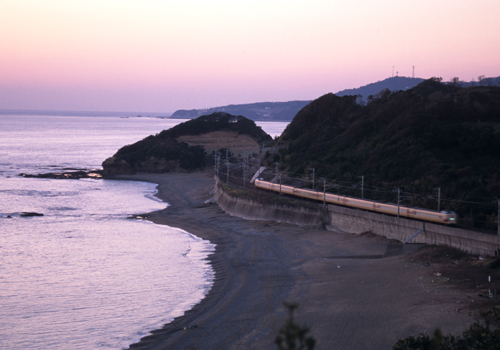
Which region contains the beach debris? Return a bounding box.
[183,324,198,330]
[337,266,341,269]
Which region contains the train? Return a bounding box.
[254,179,458,225]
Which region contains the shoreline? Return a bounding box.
[119,172,477,350]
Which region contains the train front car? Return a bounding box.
[440,211,458,225]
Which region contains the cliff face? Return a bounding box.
[102,112,272,175]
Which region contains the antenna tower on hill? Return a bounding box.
[412,66,415,78]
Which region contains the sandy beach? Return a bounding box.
[121,172,476,350]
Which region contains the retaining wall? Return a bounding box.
[214,181,327,225]
[214,179,500,257]
[327,205,500,257]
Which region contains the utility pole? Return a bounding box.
[437,187,441,212]
[218,152,221,177]
[323,179,326,207]
[213,153,216,176]
[309,168,315,190]
[216,152,220,177]
[279,173,282,196]
[397,188,401,221]
[274,162,279,175]
[396,189,412,222]
[359,175,364,199]
[495,199,500,236]
[243,150,246,189]
[226,149,229,183]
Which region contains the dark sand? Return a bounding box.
[122,172,476,350]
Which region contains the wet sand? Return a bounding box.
[122,172,475,350]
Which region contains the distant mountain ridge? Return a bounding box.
[335,76,424,102]
[171,101,311,122]
[171,76,499,121]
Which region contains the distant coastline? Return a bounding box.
[0,109,173,118]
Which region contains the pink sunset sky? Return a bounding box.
[1,0,499,113]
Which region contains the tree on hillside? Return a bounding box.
[450,77,461,86]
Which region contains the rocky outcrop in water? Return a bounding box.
[19,170,103,179]
[20,212,44,217]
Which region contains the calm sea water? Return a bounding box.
[0,115,287,350]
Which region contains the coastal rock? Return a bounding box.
[102,157,135,175]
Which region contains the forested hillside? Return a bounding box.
[265,79,500,229]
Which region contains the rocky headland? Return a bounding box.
[102,112,271,175]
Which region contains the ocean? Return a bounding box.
[0,114,287,349]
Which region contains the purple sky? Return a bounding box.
[1,0,499,113]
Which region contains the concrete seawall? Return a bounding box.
[326,204,500,257]
[214,179,500,257]
[214,180,327,225]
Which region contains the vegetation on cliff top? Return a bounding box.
[157,112,272,143]
[265,78,500,229]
